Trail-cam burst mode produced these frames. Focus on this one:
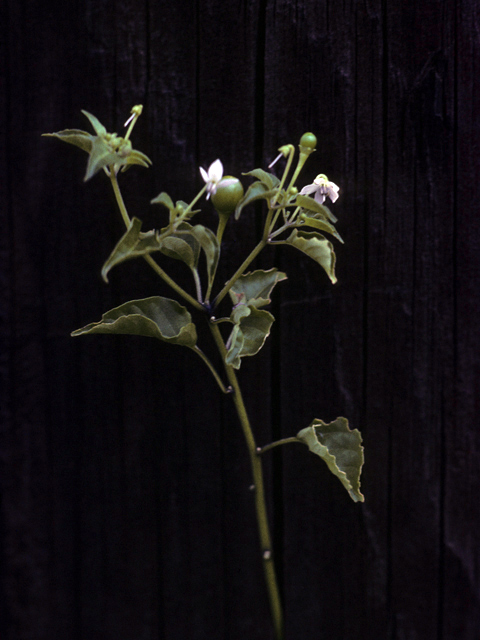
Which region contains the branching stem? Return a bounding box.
[209,323,284,640]
[191,346,229,394]
[109,170,204,312]
[213,238,267,308]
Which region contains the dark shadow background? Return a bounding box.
[1,0,480,638]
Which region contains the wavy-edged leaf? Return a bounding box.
[231,300,252,324]
[282,229,337,284]
[235,182,277,220]
[81,110,107,136]
[71,296,197,347]
[101,217,163,282]
[297,215,343,243]
[225,308,274,369]
[229,268,287,308]
[242,169,280,190]
[296,417,364,502]
[42,129,94,154]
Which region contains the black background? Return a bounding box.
[2,0,480,638]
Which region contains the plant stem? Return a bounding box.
[191,346,230,394]
[209,323,284,640]
[213,239,267,308]
[109,170,204,312]
[192,268,203,303]
[258,437,301,454]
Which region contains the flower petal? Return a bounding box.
[300,183,318,196]
[208,158,223,182]
[200,166,209,183]
[327,184,339,203]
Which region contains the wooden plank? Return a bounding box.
[443,0,480,637]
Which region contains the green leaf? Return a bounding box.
[229,268,287,308]
[120,148,152,169]
[151,192,175,211]
[296,417,364,502]
[101,217,163,282]
[84,136,123,181]
[297,215,343,243]
[282,229,337,284]
[242,169,280,191]
[294,194,338,223]
[42,129,94,154]
[225,324,245,368]
[71,296,197,348]
[187,224,220,289]
[81,110,107,136]
[225,308,274,369]
[295,195,338,223]
[159,235,196,268]
[234,182,277,220]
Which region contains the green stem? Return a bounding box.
[213,239,267,308]
[285,151,310,196]
[209,324,284,640]
[109,170,204,312]
[184,184,207,216]
[192,268,203,303]
[258,437,301,454]
[271,145,295,207]
[191,346,230,394]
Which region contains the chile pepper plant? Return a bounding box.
[44,105,365,640]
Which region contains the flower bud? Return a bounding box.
[299,132,317,155]
[211,176,244,215]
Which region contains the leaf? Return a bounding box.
[84,136,123,181]
[121,148,152,169]
[71,296,197,348]
[187,224,220,289]
[81,110,107,136]
[297,215,344,243]
[101,217,162,282]
[296,417,364,502]
[242,169,280,191]
[229,268,287,308]
[151,192,175,211]
[282,229,337,284]
[225,323,245,368]
[159,235,197,268]
[294,194,338,222]
[42,129,94,154]
[225,308,274,369]
[234,182,277,220]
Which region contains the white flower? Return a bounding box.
[200,159,223,199]
[300,174,340,204]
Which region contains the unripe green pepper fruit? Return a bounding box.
[299,132,317,155]
[211,176,244,215]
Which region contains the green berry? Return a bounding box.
[299,132,317,149]
[299,132,317,153]
[211,176,244,215]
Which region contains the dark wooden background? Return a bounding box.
[2,0,479,638]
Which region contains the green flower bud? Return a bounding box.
[211,176,244,215]
[299,132,317,156]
